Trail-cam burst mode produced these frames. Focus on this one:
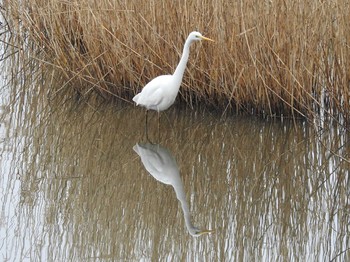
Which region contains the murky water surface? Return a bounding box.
[0,81,349,261]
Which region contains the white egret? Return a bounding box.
[132,32,214,132]
[133,143,214,237]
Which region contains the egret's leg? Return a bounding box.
[163,111,173,129]
[162,111,174,137]
[145,111,155,144]
[145,110,150,142]
[157,111,160,141]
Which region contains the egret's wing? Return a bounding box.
[133,75,171,110]
[133,144,164,173]
[133,143,179,185]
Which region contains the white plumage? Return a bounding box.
[133,31,214,112]
[133,142,214,236]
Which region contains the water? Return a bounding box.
[0,78,349,261]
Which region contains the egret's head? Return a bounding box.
[189,226,215,237]
[188,31,214,43]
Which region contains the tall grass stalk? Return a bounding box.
[3,0,350,121]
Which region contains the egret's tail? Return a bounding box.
[132,93,140,104]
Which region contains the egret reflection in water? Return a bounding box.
[133,143,213,237]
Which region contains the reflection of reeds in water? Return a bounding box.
[1,81,349,260]
[2,0,350,120]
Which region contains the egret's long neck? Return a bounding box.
[181,198,197,236]
[173,38,192,81]
[172,178,197,236]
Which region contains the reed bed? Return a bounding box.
[2,0,350,121]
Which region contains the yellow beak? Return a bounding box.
[198,229,215,235]
[200,36,215,42]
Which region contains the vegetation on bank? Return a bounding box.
[2,0,350,121]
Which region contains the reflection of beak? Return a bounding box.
[198,229,215,235]
[200,36,215,42]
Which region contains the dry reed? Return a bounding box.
[2,0,350,121]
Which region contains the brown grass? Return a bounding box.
[2,0,350,120]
